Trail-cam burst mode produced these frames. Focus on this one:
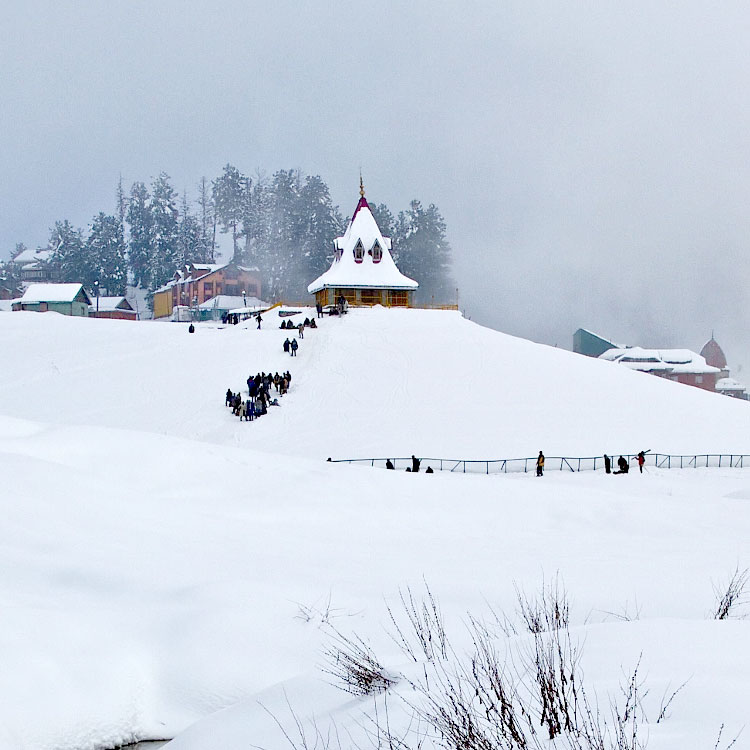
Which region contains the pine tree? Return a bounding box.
[297,174,343,294]
[242,172,272,269]
[87,213,127,295]
[394,201,454,304]
[370,203,396,240]
[126,182,152,288]
[48,220,88,284]
[197,177,215,262]
[177,193,204,266]
[148,172,179,290]
[212,164,247,260]
[116,175,127,226]
[260,169,304,299]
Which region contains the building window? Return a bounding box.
[354,240,364,263]
[695,375,703,384]
[333,241,341,261]
[361,289,382,305]
[370,240,382,263]
[388,291,408,307]
[204,282,213,297]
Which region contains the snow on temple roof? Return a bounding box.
[308,190,418,294]
[20,283,91,304]
[599,347,720,375]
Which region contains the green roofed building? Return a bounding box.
[12,283,92,316]
[573,328,619,358]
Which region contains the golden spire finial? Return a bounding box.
[359,171,365,198]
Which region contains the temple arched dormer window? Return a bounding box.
[354,239,364,263]
[334,240,342,261]
[370,240,382,263]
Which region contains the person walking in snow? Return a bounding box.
[225,388,233,407]
[634,451,646,473]
[298,323,304,339]
[411,455,421,473]
[283,338,290,354]
[536,451,545,477]
[316,301,323,319]
[604,454,611,474]
[256,314,262,329]
[290,338,299,356]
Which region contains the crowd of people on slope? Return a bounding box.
[225,370,293,422]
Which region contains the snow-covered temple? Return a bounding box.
[307,179,418,307]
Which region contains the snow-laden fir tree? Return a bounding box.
[297,174,343,295]
[126,182,152,289]
[48,220,87,284]
[177,193,207,266]
[148,173,179,291]
[197,177,216,262]
[86,213,127,295]
[394,201,454,304]
[212,164,247,260]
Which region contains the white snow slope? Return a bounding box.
[0,308,748,750]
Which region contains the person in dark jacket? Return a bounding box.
[614,455,629,474]
[411,455,420,472]
[604,454,611,474]
[316,301,323,319]
[225,388,233,407]
[188,323,195,333]
[536,451,545,477]
[385,459,395,470]
[425,466,434,473]
[290,338,298,356]
[283,338,290,353]
[256,314,262,329]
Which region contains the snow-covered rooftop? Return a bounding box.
[715,377,746,392]
[12,247,51,265]
[307,193,418,294]
[89,296,134,312]
[599,347,720,375]
[198,295,267,311]
[19,283,91,304]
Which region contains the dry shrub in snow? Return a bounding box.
[712,566,749,620]
[323,629,396,697]
[386,582,448,663]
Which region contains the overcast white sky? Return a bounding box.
[2,1,750,369]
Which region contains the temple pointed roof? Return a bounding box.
[700,336,727,370]
[307,184,418,294]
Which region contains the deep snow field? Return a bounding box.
[1,308,749,750]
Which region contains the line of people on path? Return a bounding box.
[225,370,293,422]
[280,317,317,330]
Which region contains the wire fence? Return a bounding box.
[329,453,750,475]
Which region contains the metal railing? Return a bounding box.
[328,453,750,474]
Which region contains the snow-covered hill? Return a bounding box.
[2,307,749,457]
[0,309,748,750]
